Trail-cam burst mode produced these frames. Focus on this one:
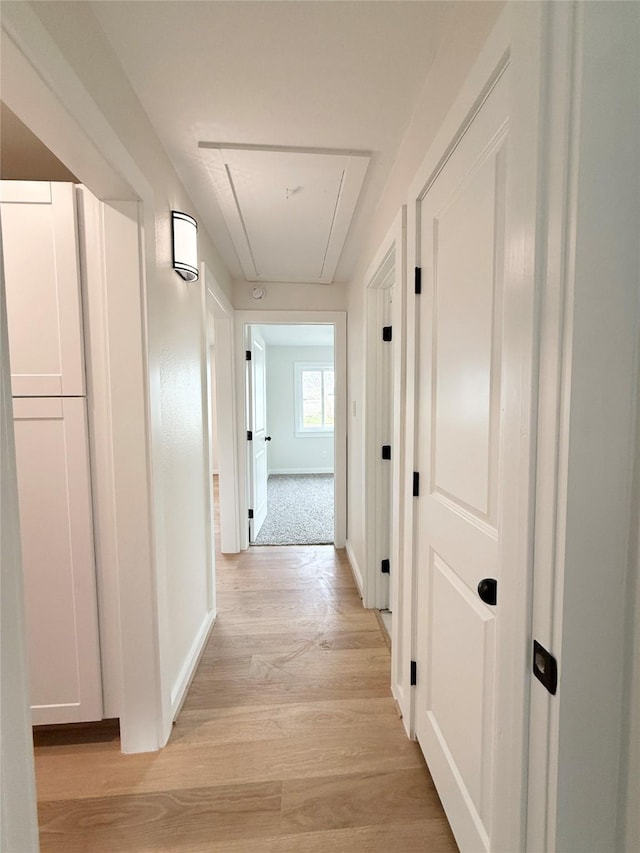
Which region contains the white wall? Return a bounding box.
[233,279,347,312]
[209,346,219,474]
[266,345,334,474]
[345,0,504,582]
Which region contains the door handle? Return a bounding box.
[477,578,497,605]
[265,435,272,441]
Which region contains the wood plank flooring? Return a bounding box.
[33,485,457,851]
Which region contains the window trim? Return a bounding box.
[294,361,335,437]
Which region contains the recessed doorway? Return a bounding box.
[246,324,334,546]
[235,310,347,551]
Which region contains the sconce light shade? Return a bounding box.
[171,210,199,281]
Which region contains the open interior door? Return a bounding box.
[247,326,268,540]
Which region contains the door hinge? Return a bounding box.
[410,660,417,686]
[381,559,390,575]
[413,472,420,497]
[382,325,392,342]
[381,445,391,460]
[533,640,558,695]
[247,430,253,441]
[245,350,252,361]
[248,509,254,520]
[414,267,422,295]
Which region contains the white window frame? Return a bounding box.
[294,362,335,437]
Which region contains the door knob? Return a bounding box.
[477,578,497,605]
[265,435,272,441]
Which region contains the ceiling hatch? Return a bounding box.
[199,144,369,284]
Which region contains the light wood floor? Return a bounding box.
[33,486,457,851]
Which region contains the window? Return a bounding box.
[294,362,334,435]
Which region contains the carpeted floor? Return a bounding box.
[254,473,334,545]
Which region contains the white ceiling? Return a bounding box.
[91,1,450,284]
[202,145,369,283]
[255,324,334,348]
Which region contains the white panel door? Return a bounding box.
[249,328,268,538]
[0,181,85,397]
[414,70,508,851]
[13,396,102,724]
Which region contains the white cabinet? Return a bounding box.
[0,181,85,397]
[13,398,102,724]
[1,180,103,725]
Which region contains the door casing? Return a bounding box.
[365,244,394,612]
[204,265,240,554]
[235,310,347,551]
[2,4,172,754]
[363,210,410,728]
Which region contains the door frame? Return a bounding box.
[204,264,240,554]
[2,5,167,753]
[363,209,410,726]
[235,310,347,551]
[525,4,640,851]
[246,326,269,541]
[364,222,395,610]
[0,231,41,852]
[405,8,543,849]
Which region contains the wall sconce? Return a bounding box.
[171,210,199,281]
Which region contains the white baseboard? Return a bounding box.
[268,467,334,475]
[170,609,216,719]
[345,540,364,598]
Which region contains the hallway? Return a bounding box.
[33,539,456,851]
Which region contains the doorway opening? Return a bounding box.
[246,323,335,546]
[254,474,334,545]
[204,268,241,556]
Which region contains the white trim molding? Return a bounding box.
[269,468,334,476]
[362,208,409,728]
[526,4,640,851]
[345,540,364,600]
[170,611,216,718]
[205,269,241,554]
[293,361,335,437]
[0,229,40,853]
[235,310,347,550]
[1,3,169,754]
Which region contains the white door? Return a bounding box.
[13,397,103,724]
[414,70,510,850]
[0,181,85,397]
[249,327,268,539]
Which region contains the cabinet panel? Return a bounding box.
[1,181,85,396]
[13,397,102,723]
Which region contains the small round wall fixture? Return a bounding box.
[251,286,266,301]
[171,210,199,282]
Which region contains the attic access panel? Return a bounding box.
[200,144,369,283]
